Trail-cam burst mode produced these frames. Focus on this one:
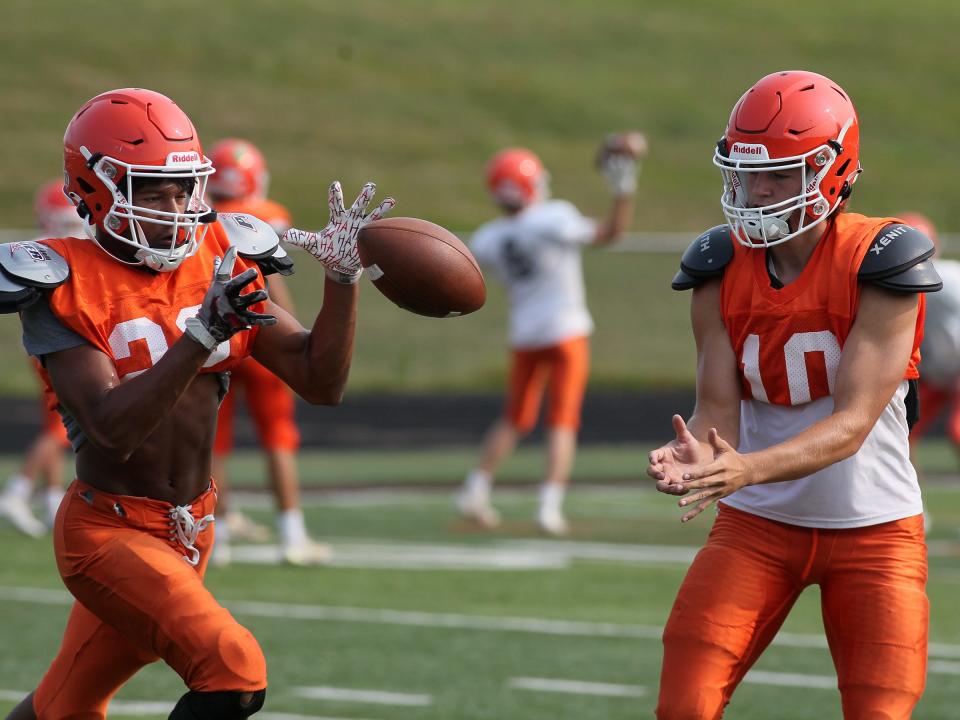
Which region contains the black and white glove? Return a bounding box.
[184,246,277,351]
[600,153,639,196]
[281,181,396,284]
[596,132,647,197]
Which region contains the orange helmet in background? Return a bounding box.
[486,148,550,209]
[63,88,215,272]
[714,70,862,247]
[206,138,270,201]
[35,179,84,237]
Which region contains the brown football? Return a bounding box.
[357,217,486,318]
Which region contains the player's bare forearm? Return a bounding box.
[46,337,213,461]
[253,281,358,404]
[595,194,634,245]
[303,278,359,403]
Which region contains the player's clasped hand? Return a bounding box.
[185,246,277,350]
[282,181,396,284]
[647,415,756,523]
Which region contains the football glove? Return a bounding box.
[282,181,396,284]
[599,152,639,197]
[185,246,277,351]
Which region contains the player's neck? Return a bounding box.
[766,220,829,286]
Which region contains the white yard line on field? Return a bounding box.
[509,677,647,697]
[291,686,431,706]
[743,670,836,689]
[508,669,844,696]
[3,585,960,663]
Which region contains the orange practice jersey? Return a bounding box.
[720,213,925,407]
[215,197,292,235]
[39,224,267,383]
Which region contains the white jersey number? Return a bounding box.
[107,308,230,379]
[741,330,841,405]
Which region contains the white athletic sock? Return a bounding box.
[465,470,493,497]
[538,482,566,514]
[5,474,33,501]
[216,520,231,545]
[44,488,65,524]
[278,508,308,547]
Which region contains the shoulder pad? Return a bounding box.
[672,225,734,291]
[217,212,294,276]
[859,223,940,292]
[0,242,70,314]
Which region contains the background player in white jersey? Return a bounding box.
[648,70,938,718]
[905,213,960,467]
[0,180,83,536]
[457,135,644,535]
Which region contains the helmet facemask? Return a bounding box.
[714,118,858,248]
[81,146,215,272]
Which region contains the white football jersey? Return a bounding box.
[722,382,922,529]
[920,258,960,387]
[469,200,597,348]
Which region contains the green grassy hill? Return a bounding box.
[0,0,955,394]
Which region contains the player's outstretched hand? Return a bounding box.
[647,415,711,494]
[596,131,647,196]
[673,428,756,523]
[282,181,396,284]
[185,246,277,351]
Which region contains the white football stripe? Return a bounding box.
[509,677,646,697]
[743,670,836,689]
[291,686,431,706]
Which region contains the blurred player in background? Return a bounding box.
[4,87,394,719]
[457,134,644,535]
[648,70,936,718]
[0,180,82,537]
[904,214,960,463]
[205,138,329,566]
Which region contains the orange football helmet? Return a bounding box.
[206,138,270,202]
[713,70,862,247]
[486,148,550,209]
[35,179,84,237]
[63,88,215,272]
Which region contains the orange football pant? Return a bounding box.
[41,404,69,448]
[657,503,927,720]
[506,335,590,432]
[214,357,300,454]
[33,480,267,719]
[33,358,69,448]
[910,380,960,445]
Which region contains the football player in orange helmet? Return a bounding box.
[649,71,937,718]
[4,87,394,720]
[457,136,643,535]
[0,181,82,538]
[205,137,329,567]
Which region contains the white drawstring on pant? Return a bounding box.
[168,505,215,566]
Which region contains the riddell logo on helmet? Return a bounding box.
[166,152,200,166]
[730,143,769,159]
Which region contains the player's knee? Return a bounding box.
[168,689,266,719]
[188,623,267,690]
